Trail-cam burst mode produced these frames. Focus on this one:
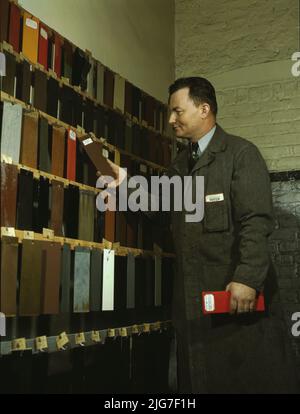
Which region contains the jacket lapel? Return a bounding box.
[190,124,227,174]
[169,146,190,176]
[169,124,228,176]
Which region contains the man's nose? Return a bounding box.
[169,112,176,124]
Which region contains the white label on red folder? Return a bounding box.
[69,130,76,141]
[40,28,48,40]
[204,294,215,312]
[205,193,224,203]
[83,138,93,146]
[26,18,38,30]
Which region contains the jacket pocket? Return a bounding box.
[203,200,229,232]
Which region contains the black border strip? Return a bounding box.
[270,170,300,182]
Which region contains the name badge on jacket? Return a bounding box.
[205,193,224,203]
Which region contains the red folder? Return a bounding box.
[8,2,21,52]
[104,210,115,243]
[0,0,9,43]
[38,24,49,69]
[202,291,265,314]
[77,135,117,178]
[54,33,62,77]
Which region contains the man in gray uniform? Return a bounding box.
[100,77,299,393]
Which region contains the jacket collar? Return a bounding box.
[171,124,228,176]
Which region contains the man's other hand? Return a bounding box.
[225,282,257,314]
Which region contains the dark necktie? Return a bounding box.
[189,141,201,171]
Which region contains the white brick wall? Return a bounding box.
[217,78,300,171]
[175,0,300,172]
[176,0,298,75]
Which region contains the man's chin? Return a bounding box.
[174,129,183,137]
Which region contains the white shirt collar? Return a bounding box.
[196,125,216,153]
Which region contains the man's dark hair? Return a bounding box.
[168,77,218,116]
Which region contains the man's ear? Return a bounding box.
[200,103,211,118]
